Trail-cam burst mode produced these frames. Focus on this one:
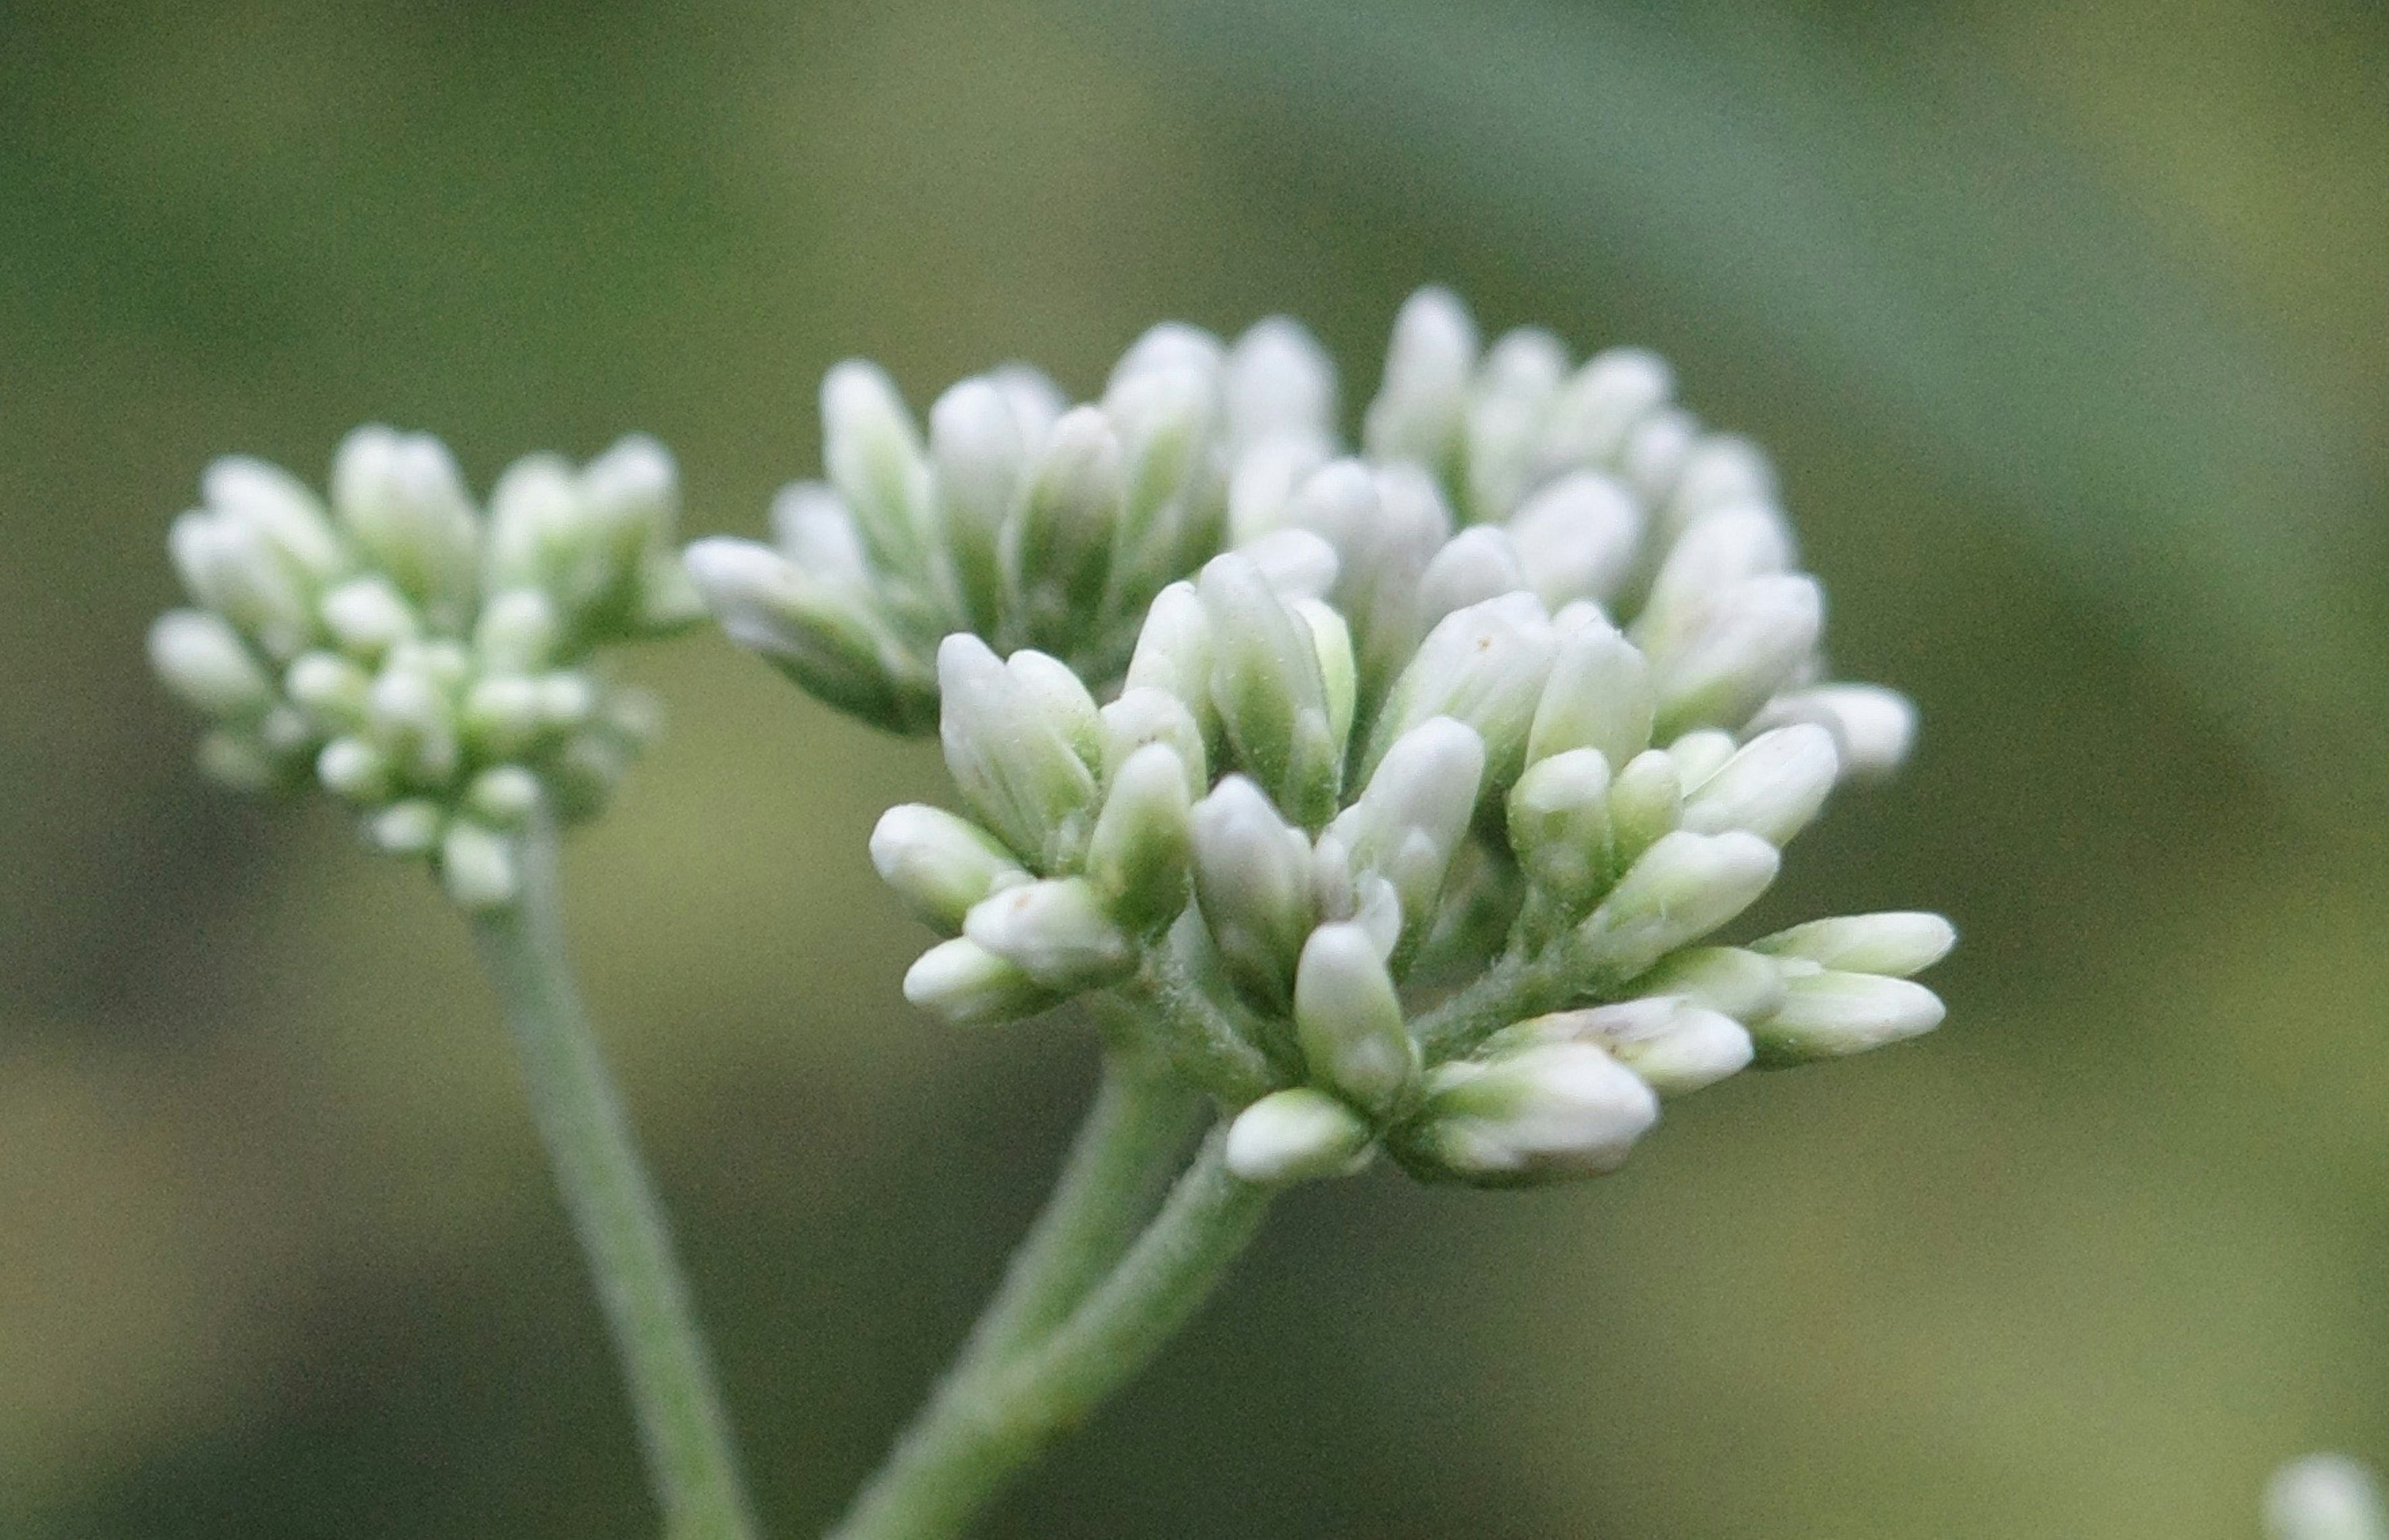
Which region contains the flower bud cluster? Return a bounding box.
[151,429,700,907]
[860,288,1952,1189]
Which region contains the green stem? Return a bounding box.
[468,827,760,1540]
[827,1128,1272,1540]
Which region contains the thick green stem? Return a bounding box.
[469,830,759,1540]
[827,1128,1272,1540]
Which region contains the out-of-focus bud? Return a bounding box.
[870,804,1027,935]
[1664,436,1776,531]
[1224,1088,1374,1185]
[1086,744,1196,937]
[439,819,519,910]
[1749,684,1918,782]
[1412,1040,1659,1184]
[331,426,482,632]
[1199,552,1341,828]
[1749,970,1945,1064]
[1506,748,1614,916]
[1578,830,1780,979]
[928,376,1027,629]
[1649,573,1822,737]
[822,359,936,584]
[1636,505,1797,659]
[1294,921,1419,1116]
[369,799,444,855]
[284,651,371,732]
[963,877,1136,992]
[1621,406,1698,503]
[1680,724,1839,844]
[1098,687,1208,794]
[2266,1456,2387,1540]
[203,456,348,583]
[1364,592,1557,794]
[1010,405,1125,651]
[1527,618,1654,769]
[936,635,1101,870]
[1226,317,1337,455]
[1188,776,1316,1013]
[1606,748,1683,865]
[902,937,1061,1026]
[319,575,419,661]
[170,510,320,661]
[1533,346,1674,473]
[315,736,391,803]
[686,537,936,734]
[149,610,273,719]
[474,588,562,675]
[463,765,542,827]
[1753,912,1955,978]
[1415,526,1527,635]
[1362,286,1478,475]
[1506,471,1643,610]
[364,664,460,784]
[1463,327,1568,520]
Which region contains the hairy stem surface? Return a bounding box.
[829,1128,1272,1540]
[470,828,759,1540]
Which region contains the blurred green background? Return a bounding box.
[4,0,2386,1534]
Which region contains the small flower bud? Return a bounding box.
[364,665,460,783]
[1415,527,1527,636]
[769,482,873,587]
[316,736,391,803]
[1516,998,1753,1096]
[1527,619,1654,770]
[460,675,544,759]
[1665,728,1739,789]
[1534,346,1674,472]
[1506,748,1614,916]
[1225,317,1337,455]
[1749,970,1945,1064]
[1242,527,1341,603]
[1606,748,1683,864]
[1334,716,1486,950]
[822,359,936,582]
[1753,912,1955,978]
[963,877,1136,992]
[1650,573,1823,737]
[1463,327,1569,519]
[871,804,1028,935]
[1086,744,1196,937]
[464,765,543,827]
[1098,687,1208,796]
[203,455,348,582]
[169,510,319,661]
[937,635,1101,870]
[686,536,936,735]
[928,376,1027,629]
[902,937,1062,1026]
[1123,580,1213,712]
[1507,471,1643,610]
[2266,1456,2387,1540]
[369,799,445,855]
[1639,504,1797,656]
[474,588,562,674]
[1225,1088,1374,1185]
[1413,1041,1659,1184]
[284,651,371,731]
[1665,435,1777,529]
[1294,922,1418,1116]
[1748,684,1918,782]
[330,425,481,631]
[1634,945,1787,1021]
[150,610,273,719]
[1364,592,1558,795]
[319,575,419,661]
[439,819,519,910]
[1680,724,1839,844]
[1009,405,1125,649]
[1621,406,1698,503]
[1579,830,1780,979]
[1363,286,1478,474]
[1189,776,1316,1013]
[1199,551,1341,828]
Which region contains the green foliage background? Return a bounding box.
[2,1,2385,1533]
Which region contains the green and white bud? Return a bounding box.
[928,376,1027,628]
[1527,619,1654,769]
[769,483,873,587]
[1200,551,1341,829]
[902,937,1061,1027]
[1650,573,1823,736]
[1681,724,1839,843]
[330,426,480,632]
[936,635,1101,870]
[438,819,519,910]
[463,765,543,828]
[1009,406,1124,648]
[1334,716,1486,947]
[1415,526,1528,636]
[1244,528,1341,603]
[364,664,460,784]
[1123,580,1213,711]
[1753,912,1955,978]
[1634,945,1787,1021]
[1362,285,1477,474]
[319,575,419,661]
[1463,327,1568,519]
[473,588,562,675]
[170,509,320,661]
[1224,1088,1374,1185]
[1665,728,1739,790]
[1098,687,1208,794]
[203,456,347,583]
[1506,748,1615,916]
[1533,346,1674,473]
[962,877,1135,992]
[822,359,935,583]
[1226,317,1337,455]
[1294,922,1418,1116]
[460,675,543,759]
[316,736,391,803]
[1189,775,1316,1013]
[1518,998,1754,1096]
[1749,684,1918,782]
[1579,829,1780,979]
[284,651,371,731]
[1606,748,1683,865]
[1750,970,1945,1064]
[1621,406,1699,503]
[1086,743,1195,936]
[871,804,1027,935]
[1637,505,1797,658]
[2266,1457,2387,1540]
[368,799,445,855]
[1414,1040,1659,1184]
[1364,592,1557,794]
[1507,471,1642,610]
[687,536,935,734]
[482,453,579,597]
[1665,435,1777,530]
[150,610,273,719]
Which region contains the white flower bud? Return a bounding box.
[315,736,391,803]
[936,635,1101,870]
[534,671,597,731]
[1108,322,1225,393]
[903,937,1061,1027]
[1227,437,1332,545]
[1506,470,1643,610]
[1242,528,1341,603]
[473,588,562,674]
[1527,619,1654,769]
[464,765,543,827]
[872,804,1027,935]
[1008,406,1124,644]
[1519,998,1754,1096]
[1226,317,1336,455]
[1665,435,1776,530]
[1002,648,1104,768]
[1464,330,1569,517]
[1123,581,1213,710]
[1294,599,1356,758]
[1098,687,1208,794]
[1666,728,1739,789]
[1294,922,1419,1116]
[283,650,371,731]
[1534,346,1674,473]
[1086,744,1195,936]
[439,819,519,910]
[1748,684,1918,782]
[365,664,459,783]
[2266,1456,2387,1540]
[928,376,1026,628]
[1106,364,1221,585]
[170,509,319,661]
[1579,829,1780,979]
[1199,551,1341,829]
[1334,716,1486,949]
[962,877,1135,992]
[1621,406,1698,503]
[1753,912,1955,978]
[1634,945,1787,1021]
[1650,573,1823,736]
[319,575,419,661]
[1607,748,1682,863]
[150,610,273,719]
[686,536,934,733]
[1417,1040,1658,1184]
[202,455,347,582]
[578,433,676,557]
[822,359,936,582]
[482,453,579,596]
[1362,285,1478,471]
[1637,504,1797,657]
[369,799,444,855]
[768,482,872,587]
[330,425,481,631]
[1750,970,1945,1063]
[461,675,544,759]
[1189,776,1316,1013]
[1364,592,1557,794]
[1680,724,1839,844]
[1224,1088,1374,1185]
[1506,748,1614,916]
[1415,526,1527,635]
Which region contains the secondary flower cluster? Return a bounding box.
[150,429,699,907]
[770,289,1952,1188]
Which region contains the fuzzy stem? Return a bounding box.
[468,827,759,1540]
[827,1128,1271,1540]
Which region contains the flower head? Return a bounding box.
[863,288,1953,1187]
[151,428,699,907]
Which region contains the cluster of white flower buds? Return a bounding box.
[843,289,1954,1189]
[151,428,701,908]
[2268,1457,2387,1540]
